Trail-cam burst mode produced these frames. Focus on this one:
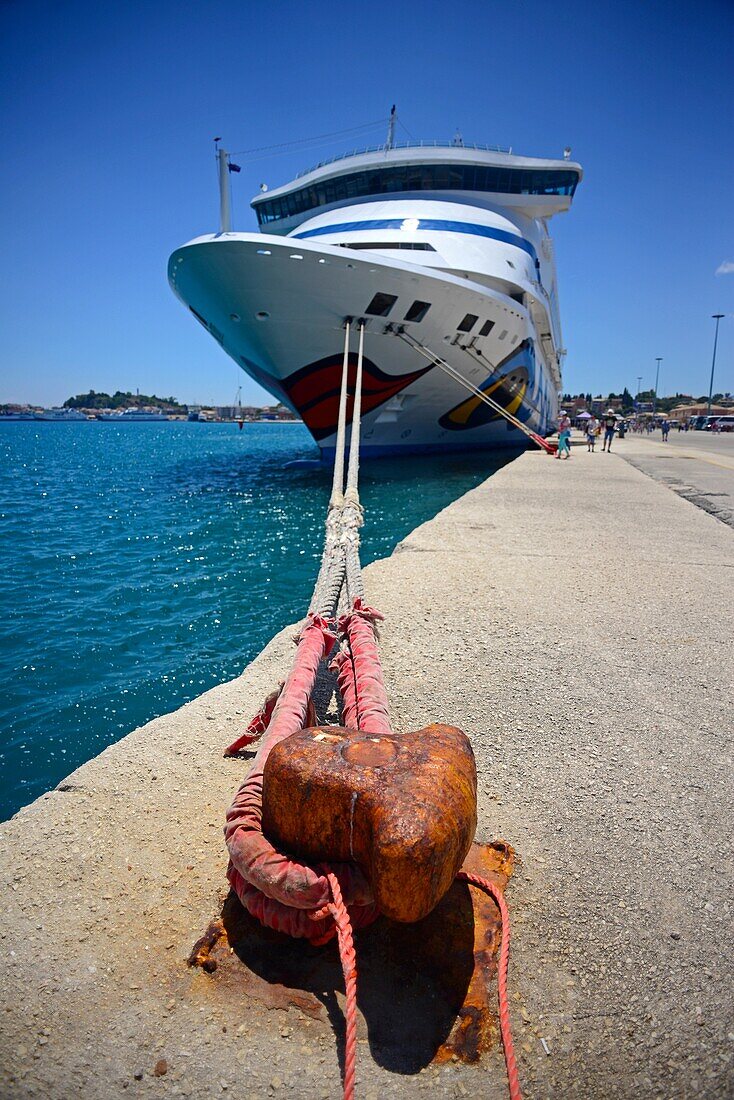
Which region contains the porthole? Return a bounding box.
[230,314,240,323]
[289,254,304,260]
[256,249,271,256]
[256,311,270,321]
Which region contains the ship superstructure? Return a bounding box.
[169,132,581,456]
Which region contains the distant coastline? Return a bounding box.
[0,390,300,424]
[4,386,733,425]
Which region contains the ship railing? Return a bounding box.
[295,140,512,179]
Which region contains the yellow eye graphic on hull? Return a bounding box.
[439,364,530,431]
[447,376,527,426]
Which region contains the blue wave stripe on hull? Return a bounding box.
[293,219,537,261]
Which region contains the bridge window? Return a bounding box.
[254,163,581,225]
[479,320,495,336]
[458,313,478,333]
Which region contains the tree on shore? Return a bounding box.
[64,390,182,410]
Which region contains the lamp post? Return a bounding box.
[707,315,725,416]
[653,358,662,414]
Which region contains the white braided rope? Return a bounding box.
[330,320,351,509]
[345,322,365,502]
[308,321,366,618]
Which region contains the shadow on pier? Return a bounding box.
[189,841,513,1075]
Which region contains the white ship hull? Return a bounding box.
[169,142,580,456]
[170,233,557,456]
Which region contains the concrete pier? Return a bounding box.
[616,429,734,528]
[1,443,732,1098]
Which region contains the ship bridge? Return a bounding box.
[251,143,582,235]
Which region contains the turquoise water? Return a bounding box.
[0,422,514,819]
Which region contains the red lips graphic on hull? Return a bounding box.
[282,353,432,441]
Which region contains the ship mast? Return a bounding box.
[216,147,232,233]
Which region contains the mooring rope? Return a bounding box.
[309,321,354,617]
[325,871,358,1100]
[457,871,522,1100]
[345,321,365,500]
[308,319,368,615]
[343,321,366,605]
[226,316,522,1100]
[395,328,555,454]
[330,320,352,510]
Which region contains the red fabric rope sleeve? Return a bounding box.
[338,599,392,737]
[224,685,282,756]
[227,861,377,943]
[330,646,360,731]
[225,615,373,912]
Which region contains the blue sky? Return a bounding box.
[1,0,732,406]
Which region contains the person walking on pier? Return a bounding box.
[661,418,670,442]
[586,415,598,452]
[556,412,572,459]
[602,410,617,452]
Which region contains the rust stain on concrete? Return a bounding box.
[189,840,514,1071]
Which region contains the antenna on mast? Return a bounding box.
[386,105,396,150]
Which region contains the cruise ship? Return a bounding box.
[168,125,582,457]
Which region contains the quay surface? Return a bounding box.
[616,429,734,528]
[1,441,733,1098]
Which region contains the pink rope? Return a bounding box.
[457,871,522,1100]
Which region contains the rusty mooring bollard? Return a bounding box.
[262,723,477,923]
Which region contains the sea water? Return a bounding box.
[0,421,515,819]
